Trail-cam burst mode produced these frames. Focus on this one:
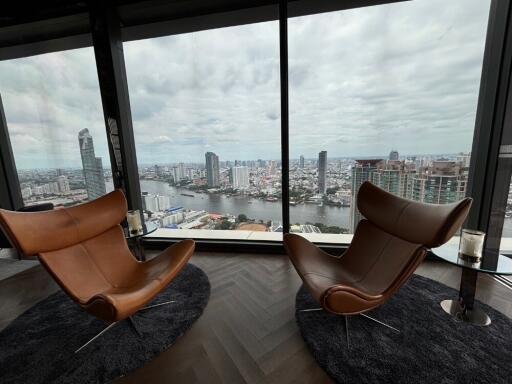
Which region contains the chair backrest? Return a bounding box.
[340,182,472,298]
[0,190,137,303]
[0,202,54,248]
[357,181,472,248]
[0,191,126,256]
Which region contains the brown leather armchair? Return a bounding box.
[284,181,472,341]
[0,190,195,352]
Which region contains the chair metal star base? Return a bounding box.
[298,307,400,347]
[75,300,175,353]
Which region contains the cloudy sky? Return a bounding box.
[0,0,490,169]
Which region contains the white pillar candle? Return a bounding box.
[459,229,485,258]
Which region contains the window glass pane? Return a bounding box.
[0,47,113,207]
[288,0,490,241]
[495,174,512,254]
[124,21,281,239]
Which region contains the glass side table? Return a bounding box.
[431,243,512,326]
[124,222,158,262]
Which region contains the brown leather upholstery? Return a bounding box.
[0,202,54,251]
[0,190,195,322]
[284,181,472,315]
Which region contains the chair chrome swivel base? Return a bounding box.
[298,308,400,347]
[75,300,175,353]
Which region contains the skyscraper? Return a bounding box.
[389,150,399,161]
[78,128,106,201]
[172,162,186,183]
[57,175,70,194]
[350,159,384,232]
[268,160,277,175]
[205,152,220,187]
[299,155,305,169]
[154,164,163,177]
[318,151,327,195]
[231,166,250,189]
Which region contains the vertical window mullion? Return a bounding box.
[279,0,290,234]
[0,94,22,210]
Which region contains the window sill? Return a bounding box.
[146,228,354,244]
[145,229,468,247]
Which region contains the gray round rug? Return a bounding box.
[296,274,512,384]
[0,263,210,384]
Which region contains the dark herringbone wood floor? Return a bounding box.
[115,252,512,384]
[1,252,511,383]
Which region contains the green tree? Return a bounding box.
[215,220,232,230]
[238,214,248,222]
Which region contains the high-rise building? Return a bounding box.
[456,152,471,168]
[318,151,327,195]
[142,194,159,212]
[413,161,467,204]
[389,150,399,161]
[154,164,163,177]
[141,193,171,212]
[370,160,415,198]
[57,175,70,194]
[172,162,186,183]
[21,186,32,199]
[78,128,106,201]
[350,159,384,232]
[231,166,250,189]
[205,152,220,187]
[268,160,277,175]
[157,195,171,211]
[299,155,305,169]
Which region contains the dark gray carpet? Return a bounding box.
[296,274,512,384]
[0,263,210,384]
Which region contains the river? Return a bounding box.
[107,179,512,236]
[108,179,352,229]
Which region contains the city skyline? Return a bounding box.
[14,142,478,236]
[13,149,474,171]
[0,0,490,169]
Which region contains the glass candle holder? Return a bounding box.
[459,229,485,262]
[127,210,143,235]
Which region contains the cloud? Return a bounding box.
[0,0,491,168]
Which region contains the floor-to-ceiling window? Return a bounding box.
[288,0,490,241]
[0,47,113,207]
[124,21,282,240]
[0,0,504,247]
